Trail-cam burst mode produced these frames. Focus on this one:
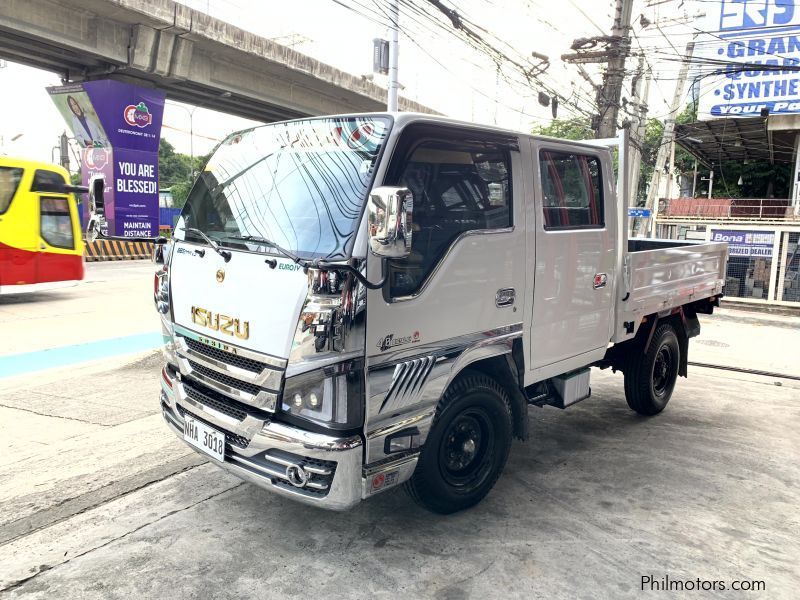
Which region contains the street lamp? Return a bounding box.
[167,91,231,179]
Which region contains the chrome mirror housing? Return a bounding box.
[85,176,107,242]
[367,186,413,259]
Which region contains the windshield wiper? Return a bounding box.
[226,235,388,289]
[225,235,305,268]
[181,227,232,262]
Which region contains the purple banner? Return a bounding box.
[113,148,160,237]
[49,80,165,237]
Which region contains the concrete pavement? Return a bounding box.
[1,265,798,598]
[0,365,797,598]
[0,261,159,357]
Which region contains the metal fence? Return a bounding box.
[655,223,800,306]
[661,198,798,221]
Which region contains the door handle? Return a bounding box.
[496,288,515,307]
[593,273,607,289]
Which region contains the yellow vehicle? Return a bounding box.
[0,157,85,294]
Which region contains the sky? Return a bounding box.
[0,0,701,171]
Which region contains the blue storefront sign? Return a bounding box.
[628,207,652,218]
[711,229,775,257]
[698,1,800,119]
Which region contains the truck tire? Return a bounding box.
[624,323,680,416]
[404,371,512,514]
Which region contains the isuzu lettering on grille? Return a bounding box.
[191,306,250,340]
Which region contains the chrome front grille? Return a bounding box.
[182,379,252,421]
[187,359,262,396]
[172,324,284,414]
[184,337,265,374]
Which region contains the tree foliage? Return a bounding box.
[532,117,594,141]
[158,139,209,208]
[533,105,791,202]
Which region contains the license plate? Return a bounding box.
[183,415,225,462]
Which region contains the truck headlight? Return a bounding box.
[280,361,363,430]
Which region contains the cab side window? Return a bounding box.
[539,151,603,229]
[40,197,75,249]
[31,169,67,192]
[0,166,24,214]
[389,142,511,297]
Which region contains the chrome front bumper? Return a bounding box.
[160,368,364,511]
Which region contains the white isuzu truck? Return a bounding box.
[141,113,727,513]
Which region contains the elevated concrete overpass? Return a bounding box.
[0,0,436,121]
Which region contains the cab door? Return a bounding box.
[0,165,36,287]
[528,142,616,376]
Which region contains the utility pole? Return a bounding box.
[59,132,70,171]
[596,0,634,139]
[387,0,400,111]
[637,41,694,237]
[628,55,650,206]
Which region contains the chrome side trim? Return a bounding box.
[174,323,287,370]
[362,454,419,497]
[364,324,523,465]
[369,323,523,368]
[285,350,365,378]
[390,226,515,303]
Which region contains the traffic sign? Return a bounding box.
[628,208,651,218]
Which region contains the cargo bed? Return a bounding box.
[613,239,728,341]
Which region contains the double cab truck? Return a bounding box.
[128,113,727,513]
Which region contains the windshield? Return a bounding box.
[175,116,391,260]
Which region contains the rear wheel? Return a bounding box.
[624,323,680,416]
[405,372,512,514]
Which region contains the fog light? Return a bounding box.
[285,464,309,488]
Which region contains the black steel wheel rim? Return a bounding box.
[439,407,495,489]
[652,343,675,397]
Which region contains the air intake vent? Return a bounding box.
[381,356,435,412]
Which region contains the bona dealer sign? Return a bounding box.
[698,0,800,119]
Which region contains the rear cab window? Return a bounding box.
[539,150,604,229]
[0,166,24,214]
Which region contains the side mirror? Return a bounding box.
[85,176,107,243]
[152,236,168,264]
[367,186,413,259]
[89,175,105,217]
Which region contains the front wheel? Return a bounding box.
[405,372,512,514]
[624,323,681,416]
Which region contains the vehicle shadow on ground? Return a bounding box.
[13,371,799,599]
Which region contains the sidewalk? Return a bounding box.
[693,305,800,377]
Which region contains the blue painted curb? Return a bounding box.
[0,332,162,379]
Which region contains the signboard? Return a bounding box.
[628,207,652,218]
[711,229,775,256]
[48,80,165,237]
[697,0,800,119]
